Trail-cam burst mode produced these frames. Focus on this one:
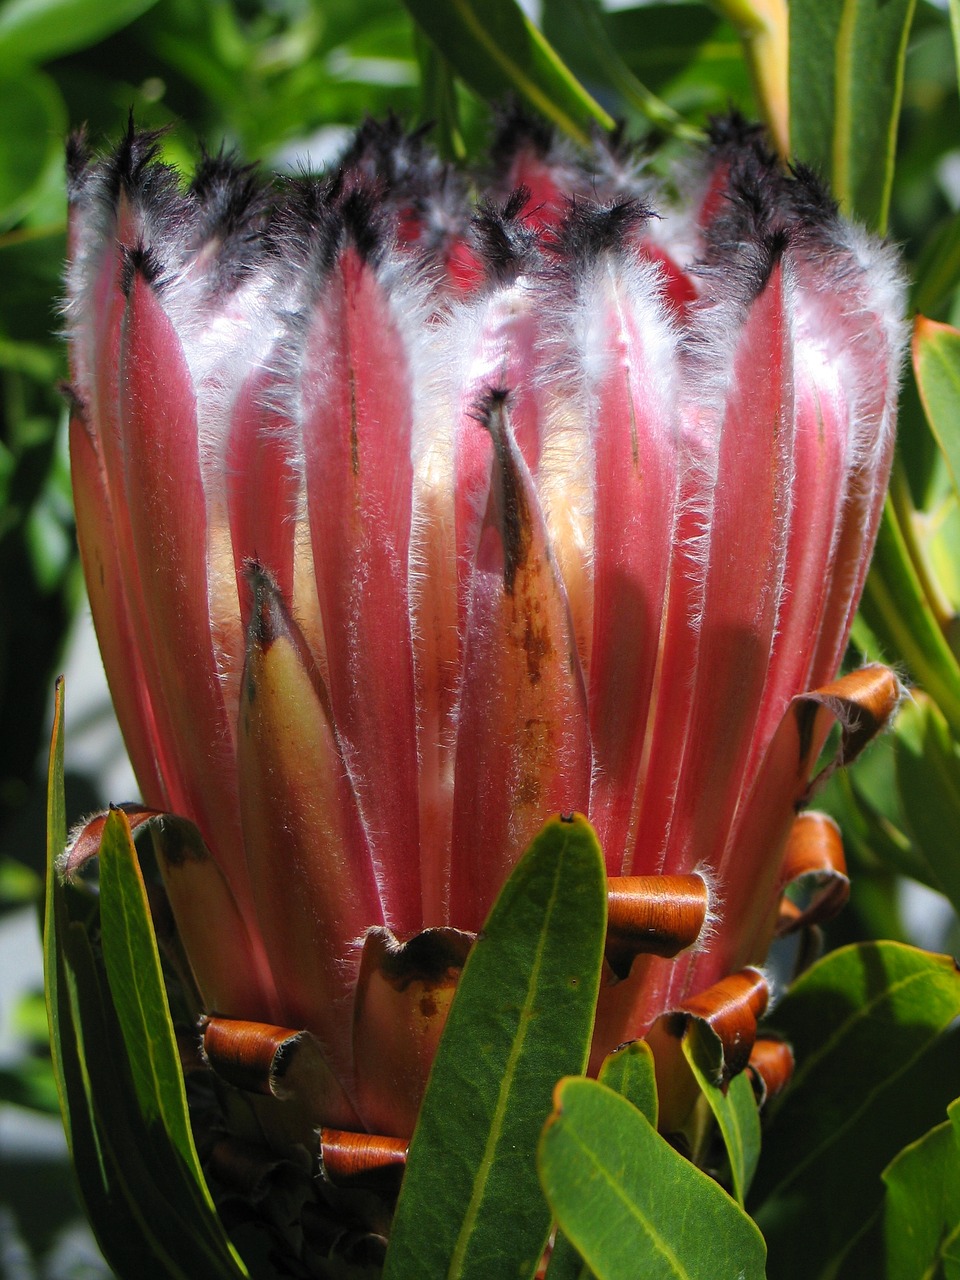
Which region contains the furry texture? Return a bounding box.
[65,113,905,1128]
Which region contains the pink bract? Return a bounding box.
[64,114,904,1136]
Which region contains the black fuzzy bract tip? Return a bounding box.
[700,128,792,296]
[190,148,266,238]
[103,114,172,206]
[269,171,391,279]
[490,99,556,174]
[66,128,91,200]
[473,189,540,282]
[340,113,438,198]
[707,111,774,166]
[557,198,653,266]
[784,162,840,235]
[119,243,164,298]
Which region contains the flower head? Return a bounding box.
[65,115,904,1137]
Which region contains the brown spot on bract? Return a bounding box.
[521,609,552,683]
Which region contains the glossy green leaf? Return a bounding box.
[913,214,960,317]
[882,1098,960,1280]
[0,71,66,231]
[0,0,160,69]
[400,0,614,145]
[544,1231,594,1280]
[788,0,917,230]
[544,1039,661,1280]
[414,29,466,160]
[539,1078,767,1280]
[538,0,701,139]
[915,316,960,503]
[383,815,608,1280]
[860,496,960,738]
[43,684,248,1280]
[894,692,960,913]
[950,0,960,94]
[598,1039,658,1128]
[681,1022,760,1207]
[750,943,960,1280]
[97,808,249,1277]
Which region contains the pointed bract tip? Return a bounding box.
[490,98,556,170]
[557,197,654,266]
[66,128,91,199]
[473,189,539,281]
[243,560,286,650]
[118,242,164,298]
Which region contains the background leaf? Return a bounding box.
[43,688,248,1280]
[893,692,960,914]
[860,496,960,737]
[544,1039,661,1280]
[750,942,960,1279]
[788,0,917,229]
[681,1022,760,1207]
[0,71,66,231]
[882,1098,960,1280]
[97,808,248,1277]
[0,0,161,69]
[400,0,613,144]
[914,317,960,500]
[539,1077,767,1280]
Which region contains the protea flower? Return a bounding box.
[64,113,904,1151]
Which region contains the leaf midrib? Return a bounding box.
[446,834,571,1276]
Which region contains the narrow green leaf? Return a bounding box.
[681,1023,760,1207]
[97,808,249,1277]
[413,30,467,161]
[539,1078,767,1280]
[44,683,157,1275]
[894,693,960,913]
[541,0,702,139]
[44,679,94,1172]
[98,811,201,1167]
[915,316,960,503]
[61,917,218,1280]
[912,213,960,317]
[544,1231,594,1280]
[43,683,243,1280]
[400,0,614,145]
[545,1039,661,1280]
[706,0,787,153]
[788,0,917,230]
[384,815,608,1280]
[882,1098,960,1280]
[859,496,960,738]
[750,942,960,1280]
[950,0,960,97]
[0,0,160,69]
[598,1039,658,1128]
